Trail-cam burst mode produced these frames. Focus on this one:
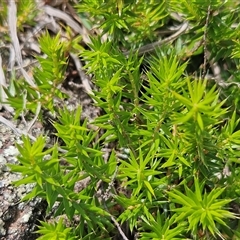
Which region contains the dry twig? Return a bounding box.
[69,53,93,96]
[123,21,189,56]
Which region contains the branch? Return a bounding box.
[123,21,189,56]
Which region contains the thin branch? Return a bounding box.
[70,53,93,96]
[123,21,189,56]
[202,5,211,79]
[99,161,129,240]
[108,213,129,240]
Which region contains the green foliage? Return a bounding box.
[0,1,8,29]
[168,177,235,237]
[17,0,37,30]
[77,0,168,48]
[36,218,76,240]
[5,0,240,239]
[9,107,113,238]
[33,32,68,111]
[140,212,186,240]
[4,32,79,117]
[0,0,37,34]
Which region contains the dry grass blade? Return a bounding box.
[0,53,14,113]
[43,5,91,45]
[7,1,41,132]
[7,1,22,65]
[7,0,36,88]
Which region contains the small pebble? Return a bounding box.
[20,211,32,223]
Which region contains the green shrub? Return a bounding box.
[5,0,240,239]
